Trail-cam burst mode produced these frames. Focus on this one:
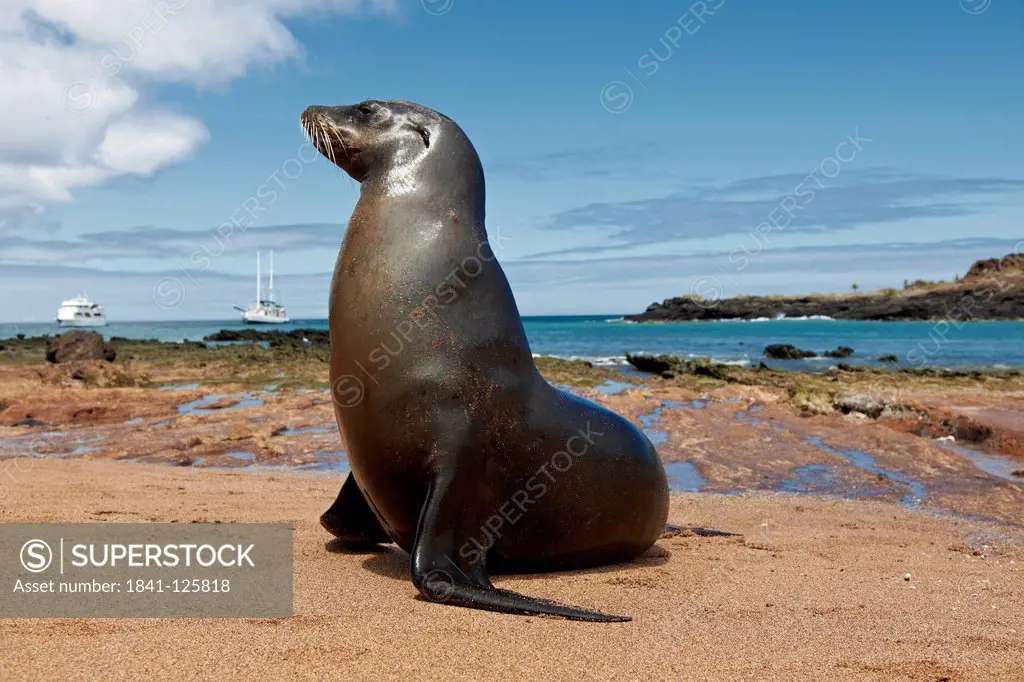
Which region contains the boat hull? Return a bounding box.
[57,318,107,328]
[242,317,290,324]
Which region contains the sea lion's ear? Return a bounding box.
[406,121,431,149]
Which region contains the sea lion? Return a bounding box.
[302,99,669,622]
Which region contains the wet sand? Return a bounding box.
[3,373,1024,526]
[1,458,1022,681]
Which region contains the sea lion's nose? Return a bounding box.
[300,106,328,122]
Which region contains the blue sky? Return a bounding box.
[1,0,1022,321]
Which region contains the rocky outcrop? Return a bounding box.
[203,329,330,347]
[624,353,735,381]
[626,253,1024,322]
[824,346,854,358]
[764,344,817,360]
[627,287,1024,322]
[964,253,1024,280]
[624,353,676,375]
[834,394,888,419]
[46,331,116,363]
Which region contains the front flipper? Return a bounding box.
[411,470,630,623]
[320,473,392,547]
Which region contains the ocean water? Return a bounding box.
[2,316,1023,370]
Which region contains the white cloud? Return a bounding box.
[0,0,396,221]
[96,114,210,175]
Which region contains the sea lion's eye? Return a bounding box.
[357,103,375,116]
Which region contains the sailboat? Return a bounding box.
[233,251,290,324]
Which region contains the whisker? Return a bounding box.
[324,128,334,159]
[319,125,332,164]
[314,123,328,163]
[324,120,346,158]
[309,121,319,151]
[320,122,340,167]
[321,123,354,185]
[307,117,356,186]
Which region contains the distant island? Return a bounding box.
[625,253,1024,322]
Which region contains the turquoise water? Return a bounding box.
[2,316,1023,369]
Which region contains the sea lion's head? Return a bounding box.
[301,100,447,183]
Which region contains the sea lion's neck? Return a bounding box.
[364,141,485,223]
[359,167,485,236]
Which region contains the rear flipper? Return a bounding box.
[411,467,630,623]
[320,474,392,547]
[419,572,631,622]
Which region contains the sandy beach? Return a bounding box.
[0,458,1020,680]
[2,337,1024,679]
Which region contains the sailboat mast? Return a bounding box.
[269,250,275,301]
[256,252,261,304]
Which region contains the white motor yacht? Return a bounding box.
[56,294,107,327]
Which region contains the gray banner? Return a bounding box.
[0,523,292,618]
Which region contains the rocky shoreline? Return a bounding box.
[4,330,1023,462]
[626,253,1024,322]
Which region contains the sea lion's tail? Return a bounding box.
[424,582,631,622]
